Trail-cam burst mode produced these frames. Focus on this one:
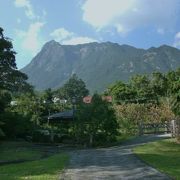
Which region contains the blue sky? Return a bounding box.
[0,0,180,69]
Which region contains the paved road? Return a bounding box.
[61,134,172,180]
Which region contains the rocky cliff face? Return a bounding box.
[22,41,180,92]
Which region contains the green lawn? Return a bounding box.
[133,138,180,179]
[0,141,42,162]
[0,153,69,180]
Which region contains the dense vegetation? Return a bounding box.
[106,69,180,140]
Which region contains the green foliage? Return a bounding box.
[0,27,34,138]
[0,141,43,162]
[0,90,11,137]
[0,89,11,113]
[0,27,32,93]
[63,74,89,102]
[151,72,167,97]
[130,74,156,103]
[107,81,136,103]
[1,112,34,139]
[115,103,174,135]
[43,88,53,103]
[11,93,42,125]
[74,94,118,146]
[108,69,180,105]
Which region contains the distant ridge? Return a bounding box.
[22,41,180,92]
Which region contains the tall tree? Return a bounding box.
[130,74,155,103]
[151,72,167,97]
[169,69,180,142]
[63,74,89,102]
[107,81,136,103]
[0,27,32,92]
[0,27,32,137]
[75,94,118,146]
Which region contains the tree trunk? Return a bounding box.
[177,119,180,143]
[138,121,143,136]
[89,134,93,147]
[50,128,54,143]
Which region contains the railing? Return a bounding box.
[138,122,171,135]
[170,119,179,138]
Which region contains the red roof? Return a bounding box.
[102,96,112,102]
[83,96,112,103]
[83,96,92,103]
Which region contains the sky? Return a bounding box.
[0,0,180,69]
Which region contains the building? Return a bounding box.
[83,96,112,104]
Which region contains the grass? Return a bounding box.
[0,153,69,180]
[0,141,42,162]
[116,134,136,143]
[133,138,180,179]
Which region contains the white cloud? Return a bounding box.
[157,28,165,35]
[115,24,130,35]
[175,32,180,39]
[50,28,74,42]
[82,0,179,34]
[42,10,47,16]
[62,36,97,45]
[15,22,45,55]
[17,18,21,24]
[50,27,97,45]
[14,0,35,19]
[173,32,180,48]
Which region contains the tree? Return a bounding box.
[151,72,167,97]
[0,27,33,138]
[0,27,31,93]
[166,68,180,96]
[107,81,136,103]
[63,74,89,102]
[75,94,118,146]
[130,74,156,103]
[0,89,11,113]
[170,70,180,142]
[0,89,11,137]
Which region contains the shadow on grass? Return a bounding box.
[0,153,69,180]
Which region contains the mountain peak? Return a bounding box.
[22,42,180,92]
[42,40,60,49]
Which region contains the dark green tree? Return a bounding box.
[63,74,89,102]
[0,89,11,113]
[151,72,167,97]
[0,27,33,137]
[0,27,32,92]
[130,74,155,103]
[75,94,118,146]
[107,81,136,103]
[171,83,180,142]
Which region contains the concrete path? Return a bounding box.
[61,134,172,180]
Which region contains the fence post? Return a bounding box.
[138,121,143,136]
[177,119,180,142]
[171,120,176,137]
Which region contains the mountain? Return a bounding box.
[22,41,180,92]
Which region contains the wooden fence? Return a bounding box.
[138,121,171,135]
[170,119,180,138]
